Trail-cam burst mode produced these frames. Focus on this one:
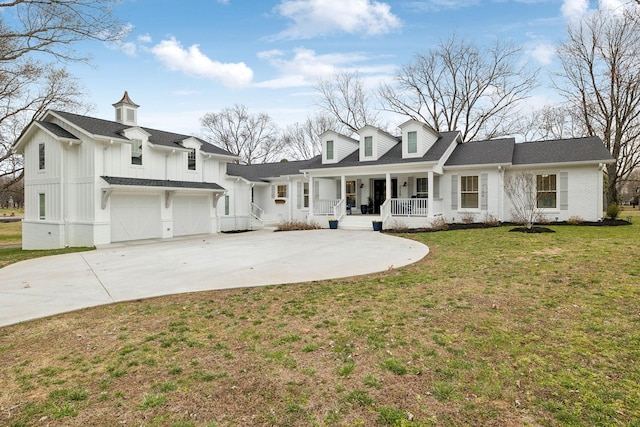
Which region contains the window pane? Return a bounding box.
[536,174,557,208]
[277,185,287,198]
[326,140,333,160]
[39,193,45,220]
[461,193,478,208]
[131,140,142,165]
[364,136,372,156]
[188,149,196,170]
[303,183,309,208]
[408,131,417,153]
[38,143,45,170]
[224,195,230,215]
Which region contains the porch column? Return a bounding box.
[308,176,314,217]
[385,173,391,201]
[428,170,434,217]
[340,175,346,216]
[497,166,505,222]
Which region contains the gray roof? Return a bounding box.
[101,176,225,191]
[445,138,515,166]
[512,136,613,165]
[227,157,320,182]
[53,111,235,157]
[300,131,460,171]
[36,121,80,140]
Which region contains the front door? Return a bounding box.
[373,179,397,214]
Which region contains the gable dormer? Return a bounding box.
[113,91,140,126]
[358,125,398,162]
[321,130,358,164]
[399,119,440,159]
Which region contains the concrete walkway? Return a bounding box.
[0,229,429,327]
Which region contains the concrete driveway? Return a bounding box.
[0,229,428,327]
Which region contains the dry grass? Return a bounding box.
[0,214,639,426]
[0,221,21,247]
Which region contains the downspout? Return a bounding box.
[61,141,66,247]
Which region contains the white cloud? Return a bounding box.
[150,37,253,88]
[255,47,396,89]
[273,0,401,40]
[405,0,480,13]
[527,42,556,65]
[561,0,588,22]
[138,34,152,44]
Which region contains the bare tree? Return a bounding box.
[281,114,342,160]
[0,0,125,63]
[200,105,283,165]
[379,35,538,142]
[516,104,587,142]
[504,171,546,229]
[556,6,640,206]
[0,65,87,187]
[315,71,383,135]
[0,0,124,192]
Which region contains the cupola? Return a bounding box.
[112,91,140,126]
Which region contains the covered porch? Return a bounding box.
[307,170,443,229]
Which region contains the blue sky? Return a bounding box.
[68,0,625,135]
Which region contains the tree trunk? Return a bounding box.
[606,163,619,207]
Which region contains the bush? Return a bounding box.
[430,216,449,231]
[567,216,584,225]
[482,213,500,227]
[388,219,409,232]
[606,203,620,220]
[460,211,476,224]
[276,220,321,231]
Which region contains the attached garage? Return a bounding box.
[110,193,162,242]
[173,194,211,236]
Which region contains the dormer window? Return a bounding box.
[188,148,196,170]
[326,140,334,160]
[364,136,373,157]
[408,131,417,154]
[131,139,142,165]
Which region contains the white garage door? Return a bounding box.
[173,195,211,236]
[110,194,162,242]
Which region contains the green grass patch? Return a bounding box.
[1,218,640,425]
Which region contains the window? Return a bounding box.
[537,174,557,208]
[364,136,373,157]
[38,143,45,170]
[224,195,230,215]
[461,175,479,208]
[303,182,309,208]
[416,177,428,198]
[407,131,417,154]
[131,139,142,165]
[326,140,334,160]
[39,193,45,220]
[187,149,196,170]
[277,185,287,198]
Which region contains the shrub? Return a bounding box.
[276,220,321,231]
[430,216,449,231]
[460,211,476,224]
[389,219,409,232]
[482,213,500,227]
[606,203,620,220]
[567,216,584,225]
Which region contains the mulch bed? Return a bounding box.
[386,218,632,234]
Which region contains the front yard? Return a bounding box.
[0,213,639,426]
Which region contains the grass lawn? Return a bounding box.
[0,214,639,426]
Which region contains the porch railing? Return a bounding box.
[249,202,264,230]
[333,198,346,221]
[314,199,340,215]
[380,199,391,225]
[390,198,429,216]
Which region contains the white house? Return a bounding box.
[229,118,615,230]
[14,94,615,249]
[13,92,250,249]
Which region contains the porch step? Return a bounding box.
[338,215,382,230]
